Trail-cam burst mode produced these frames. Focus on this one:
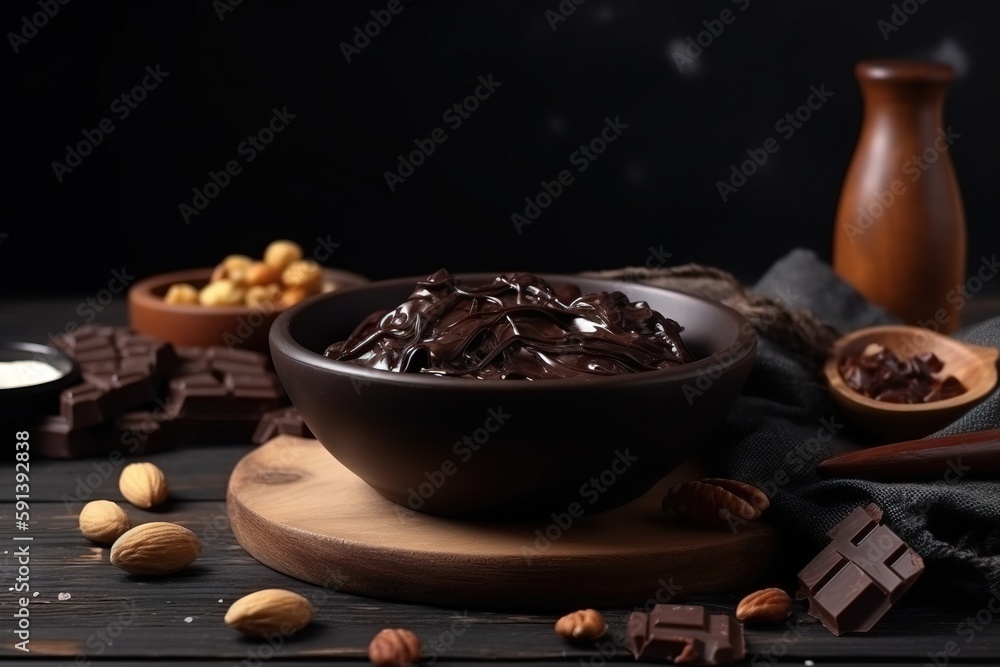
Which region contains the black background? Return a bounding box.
[4,0,997,295]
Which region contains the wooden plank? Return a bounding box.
[0,502,996,661]
[0,444,250,505]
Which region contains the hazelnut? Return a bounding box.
[264,240,303,272]
[199,279,246,306]
[163,283,199,305]
[246,284,281,308]
[281,260,322,294]
[245,262,281,287]
[368,628,421,667]
[555,609,607,640]
[279,287,309,308]
[212,254,253,285]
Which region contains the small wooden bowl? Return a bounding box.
[128,267,368,355]
[824,325,999,440]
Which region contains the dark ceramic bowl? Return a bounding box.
[0,341,80,421]
[269,274,757,519]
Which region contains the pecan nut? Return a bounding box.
[735,587,793,623]
[661,477,770,526]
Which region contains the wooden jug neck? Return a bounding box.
[856,60,954,126]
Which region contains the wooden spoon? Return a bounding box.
[823,325,999,440]
[817,428,1000,480]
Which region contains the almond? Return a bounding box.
[110,522,201,575]
[79,500,132,544]
[225,589,314,637]
[118,462,169,509]
[555,609,607,640]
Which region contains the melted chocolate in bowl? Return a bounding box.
[270,273,758,518]
[325,269,695,380]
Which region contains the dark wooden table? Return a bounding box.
[2,298,999,666]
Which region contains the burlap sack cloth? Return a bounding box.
[583,249,1000,599]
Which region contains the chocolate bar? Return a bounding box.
[34,325,291,458]
[166,364,284,420]
[55,325,177,429]
[252,407,313,443]
[625,605,745,664]
[34,416,104,458]
[797,504,924,635]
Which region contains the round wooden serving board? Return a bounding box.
[227,436,777,609]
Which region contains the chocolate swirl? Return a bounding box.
[325,270,695,380]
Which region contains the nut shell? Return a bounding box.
[368,628,422,667]
[736,587,793,624]
[79,500,132,544]
[554,609,607,640]
[119,462,169,509]
[225,589,314,637]
[109,521,201,575]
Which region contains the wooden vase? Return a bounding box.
[832,59,966,333]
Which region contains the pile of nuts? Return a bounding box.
[163,239,324,308]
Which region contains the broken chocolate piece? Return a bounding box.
[838,345,966,403]
[34,327,290,457]
[797,504,924,635]
[33,416,104,458]
[625,605,744,664]
[252,407,314,443]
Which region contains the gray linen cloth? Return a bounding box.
[715,249,999,599]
